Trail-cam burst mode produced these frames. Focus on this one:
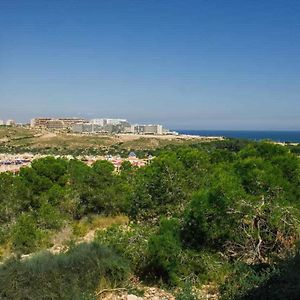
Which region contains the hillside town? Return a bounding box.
[0,117,225,175]
[0,151,152,174]
[0,117,166,174]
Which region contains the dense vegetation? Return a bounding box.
[0,139,299,299]
[0,242,129,300]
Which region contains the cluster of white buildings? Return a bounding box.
[90,118,128,126]
[72,118,165,135]
[0,117,176,135]
[30,117,174,135]
[0,119,16,126]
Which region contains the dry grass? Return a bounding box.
[90,215,129,229]
[0,127,37,140]
[72,215,129,238]
[9,134,114,149]
[1,126,221,152]
[120,137,193,150]
[0,241,12,261]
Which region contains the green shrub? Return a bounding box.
[233,252,300,300]
[96,224,153,275]
[182,189,237,249]
[176,250,227,286]
[219,262,277,300]
[0,242,129,300]
[129,154,186,221]
[146,218,182,285]
[175,283,198,300]
[11,213,43,254]
[37,201,63,230]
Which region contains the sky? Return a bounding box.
[0,0,300,130]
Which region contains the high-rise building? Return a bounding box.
[30,118,52,128]
[0,120,4,126]
[72,123,103,133]
[144,124,163,135]
[133,124,163,135]
[71,118,167,135]
[90,119,105,126]
[105,118,127,125]
[90,118,127,126]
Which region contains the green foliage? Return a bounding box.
[0,173,29,224]
[235,157,284,196]
[36,200,63,230]
[31,156,68,183]
[19,167,53,196]
[182,168,244,249]
[0,242,130,300]
[46,184,66,206]
[96,224,153,275]
[180,143,300,264]
[219,263,277,300]
[289,143,300,155]
[11,213,43,254]
[175,283,198,300]
[129,148,210,222]
[68,159,129,216]
[129,153,186,221]
[0,140,299,298]
[120,160,133,173]
[235,252,300,300]
[92,159,115,175]
[146,218,182,284]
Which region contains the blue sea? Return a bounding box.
[176,130,300,143]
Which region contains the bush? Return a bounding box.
[0,242,130,300]
[219,262,277,300]
[175,283,198,300]
[96,224,153,276]
[182,187,239,249]
[37,201,63,230]
[146,218,182,284]
[234,252,300,300]
[11,213,43,254]
[129,154,186,221]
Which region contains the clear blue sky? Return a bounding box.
[0,0,300,130]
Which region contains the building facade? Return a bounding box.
[132,124,163,135]
[31,118,87,130]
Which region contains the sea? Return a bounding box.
[176,130,300,143]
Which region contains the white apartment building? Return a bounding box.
[133,124,163,135]
[31,117,87,129]
[106,118,127,125]
[90,119,105,126]
[90,118,127,126]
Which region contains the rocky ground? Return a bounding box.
[100,284,219,300]
[101,287,175,300]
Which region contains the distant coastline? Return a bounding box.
[176,130,300,143]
